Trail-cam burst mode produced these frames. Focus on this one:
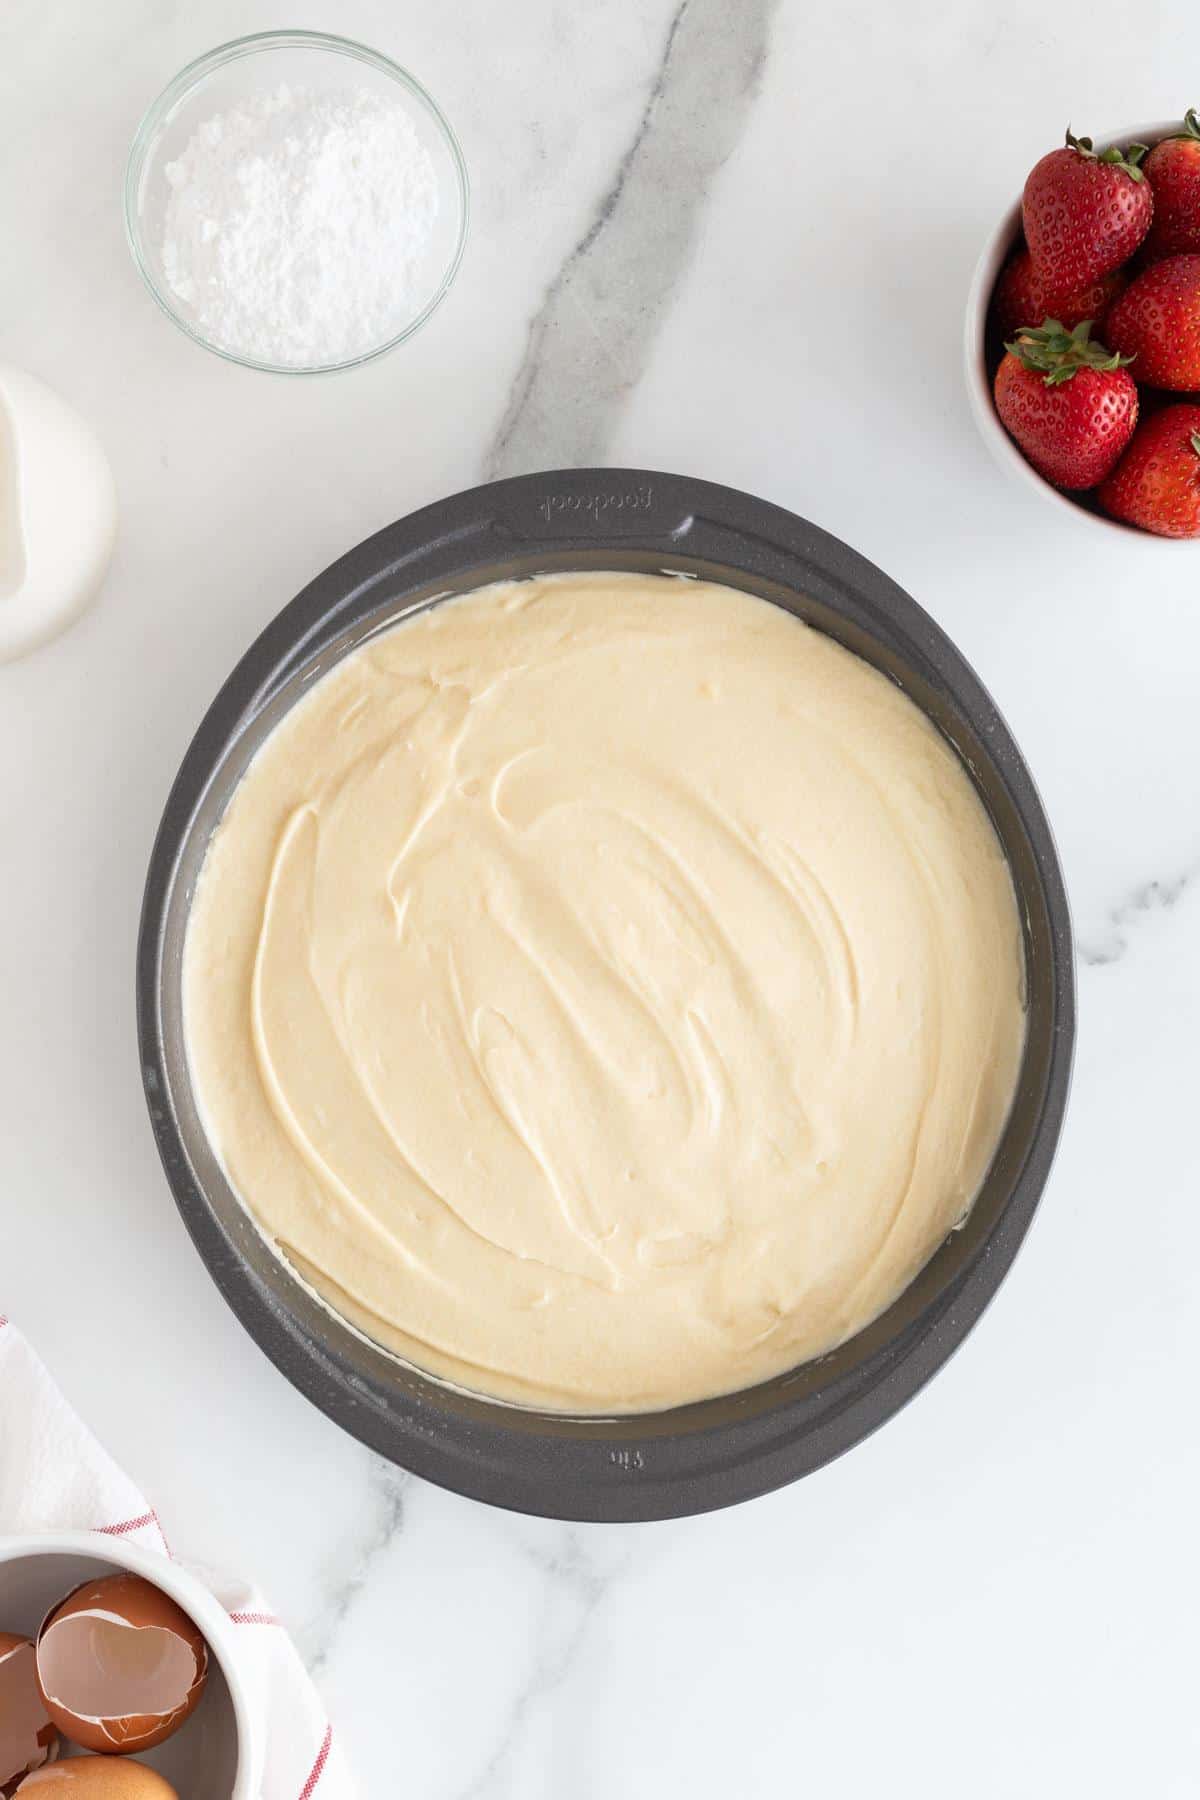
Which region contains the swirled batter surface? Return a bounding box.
[184,573,1025,1411]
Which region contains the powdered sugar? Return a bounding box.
[160,83,441,368]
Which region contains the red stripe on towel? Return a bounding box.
[96,1508,172,1555]
[97,1510,159,1538]
[229,1610,282,1627]
[299,1724,333,1798]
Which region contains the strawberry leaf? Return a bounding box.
[1064,126,1148,180]
[1006,317,1136,384]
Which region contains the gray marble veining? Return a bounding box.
[454,1526,635,1799]
[305,1456,408,1675]
[485,0,778,477]
[1078,860,1200,968]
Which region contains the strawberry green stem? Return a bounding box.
[1005,318,1135,386]
[1064,127,1148,180]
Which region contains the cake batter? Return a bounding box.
[183,573,1026,1411]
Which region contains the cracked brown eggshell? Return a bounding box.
[34,1576,208,1756]
[15,1760,178,1796]
[0,1633,59,1794]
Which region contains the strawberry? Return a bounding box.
[991,247,1126,339]
[1104,254,1200,389]
[1022,130,1152,295]
[1098,403,1200,536]
[993,319,1138,490]
[1143,109,1200,259]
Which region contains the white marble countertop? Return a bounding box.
[4,1,1200,1793]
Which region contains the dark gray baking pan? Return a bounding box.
[136,468,1075,1522]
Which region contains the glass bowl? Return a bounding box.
[124,30,470,375]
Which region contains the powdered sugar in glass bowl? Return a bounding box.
[125,31,469,374]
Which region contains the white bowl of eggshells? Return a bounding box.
[0,1531,263,1799]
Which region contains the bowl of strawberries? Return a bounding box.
[966,111,1200,540]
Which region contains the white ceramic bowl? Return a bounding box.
[964,118,1197,543]
[0,1531,262,1798]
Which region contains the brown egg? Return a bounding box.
[0,1633,59,1793]
[14,1759,178,1796]
[34,1577,207,1756]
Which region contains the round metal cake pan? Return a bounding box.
[136,468,1075,1521]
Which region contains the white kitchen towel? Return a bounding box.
[0,1313,354,1799]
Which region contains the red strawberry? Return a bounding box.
[1143,109,1200,259]
[1023,131,1153,295]
[991,247,1126,339]
[1104,254,1200,388]
[994,318,1138,490]
[1098,403,1200,536]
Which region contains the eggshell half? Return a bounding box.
[15,1758,178,1796]
[0,1633,58,1794]
[0,364,117,664]
[35,1576,207,1756]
